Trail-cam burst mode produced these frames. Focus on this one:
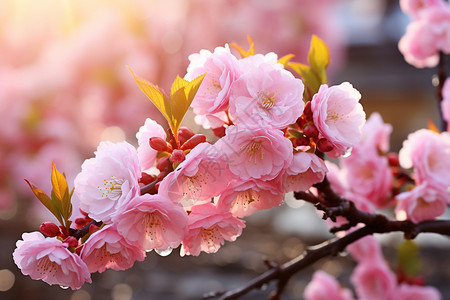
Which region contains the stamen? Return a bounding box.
[98,176,124,201]
[240,140,264,162]
[257,91,276,110]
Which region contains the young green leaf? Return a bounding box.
[307,35,329,84]
[25,179,64,226]
[278,54,295,67]
[288,62,321,102]
[130,68,205,144]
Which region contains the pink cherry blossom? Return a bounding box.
[13,232,91,290]
[311,82,366,158]
[441,78,450,131]
[237,52,282,71]
[284,152,327,193]
[399,129,450,189]
[350,259,397,300]
[399,6,450,68]
[185,44,241,115]
[394,283,441,300]
[229,61,304,129]
[400,0,447,19]
[136,118,167,171]
[216,178,284,218]
[358,112,392,154]
[214,125,293,180]
[395,183,449,223]
[347,234,383,263]
[181,203,245,256]
[74,141,141,223]
[114,193,188,252]
[158,142,233,208]
[341,151,393,208]
[304,271,354,300]
[80,224,145,273]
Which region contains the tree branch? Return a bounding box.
[204,176,450,299]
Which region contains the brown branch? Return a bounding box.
[204,176,450,299]
[435,51,448,131]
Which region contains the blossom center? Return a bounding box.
[36,256,58,275]
[98,176,124,201]
[143,213,164,241]
[241,140,264,162]
[257,91,276,110]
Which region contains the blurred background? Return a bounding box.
[1,0,449,299]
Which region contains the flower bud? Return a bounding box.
[170,149,186,163]
[139,172,156,185]
[40,222,61,237]
[64,236,78,248]
[149,137,172,152]
[387,152,399,167]
[212,126,226,138]
[180,134,207,150]
[303,101,313,120]
[156,156,169,172]
[317,138,334,152]
[303,124,319,138]
[178,127,195,145]
[74,217,89,229]
[296,136,310,147]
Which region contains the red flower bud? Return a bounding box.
[40,222,61,237]
[317,138,334,153]
[64,236,78,248]
[156,156,169,172]
[296,136,310,147]
[387,152,399,167]
[149,137,171,152]
[303,101,313,120]
[139,172,156,185]
[170,149,186,163]
[212,126,226,138]
[74,217,89,229]
[178,127,195,145]
[180,134,207,150]
[303,124,319,138]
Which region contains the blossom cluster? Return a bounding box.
[12,31,448,299]
[398,0,450,68]
[305,235,441,300]
[13,37,366,290]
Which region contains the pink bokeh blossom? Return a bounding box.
[304,271,354,300]
[399,129,450,189]
[400,0,447,20]
[311,82,366,158]
[13,232,91,290]
[80,224,145,273]
[395,183,449,223]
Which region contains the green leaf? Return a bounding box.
[288,62,321,102]
[397,240,422,276]
[307,35,329,85]
[278,54,295,67]
[51,162,68,202]
[51,162,72,222]
[25,179,63,225]
[130,68,205,143]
